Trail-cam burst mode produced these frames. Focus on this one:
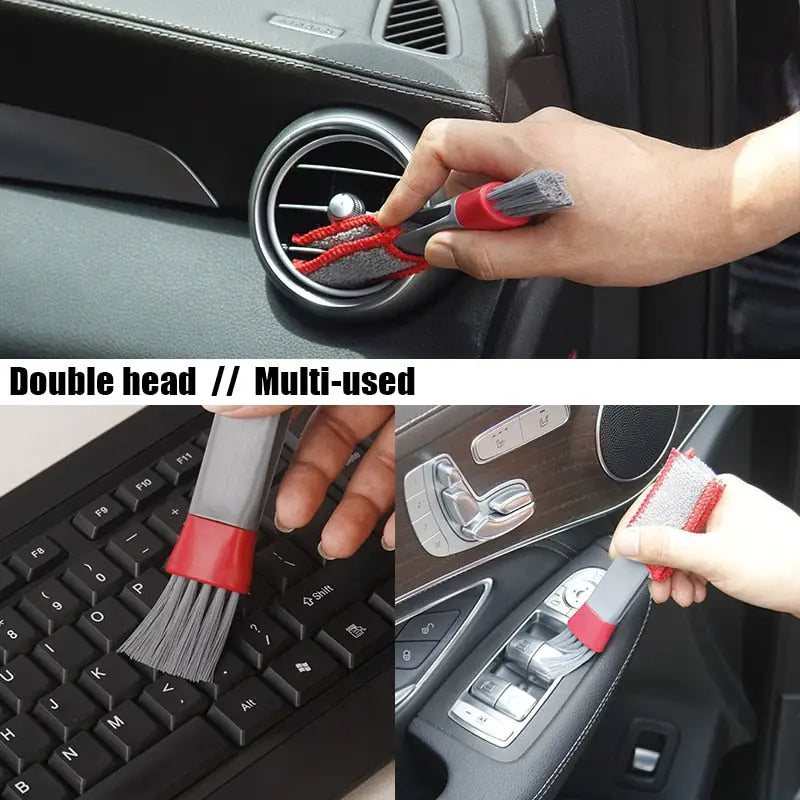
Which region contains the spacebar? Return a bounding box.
[81,718,235,800]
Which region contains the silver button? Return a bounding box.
[564,578,597,609]
[488,486,533,515]
[404,467,425,498]
[470,673,510,708]
[529,641,568,679]
[421,531,450,557]
[412,512,440,542]
[405,491,430,522]
[472,418,524,463]
[519,405,570,443]
[495,685,537,721]
[632,746,661,774]
[451,700,513,742]
[505,633,542,671]
[441,488,480,526]
[544,589,571,616]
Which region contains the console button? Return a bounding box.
[505,633,541,671]
[471,419,524,463]
[496,685,536,721]
[397,611,459,643]
[395,641,436,670]
[470,673,509,708]
[451,700,513,742]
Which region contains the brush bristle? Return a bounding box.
[118,575,240,683]
[488,169,573,217]
[529,627,594,682]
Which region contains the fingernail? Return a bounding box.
[317,542,336,561]
[381,535,395,552]
[425,237,456,268]
[274,515,294,534]
[612,527,640,557]
[203,405,242,413]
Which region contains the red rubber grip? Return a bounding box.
[454,182,531,230]
[567,602,617,653]
[166,514,257,594]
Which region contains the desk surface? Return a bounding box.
[0,405,394,800]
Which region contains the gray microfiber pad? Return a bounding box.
[291,214,428,288]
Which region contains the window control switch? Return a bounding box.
[495,685,536,721]
[470,673,510,708]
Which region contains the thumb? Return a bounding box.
[424,224,562,281]
[611,525,717,577]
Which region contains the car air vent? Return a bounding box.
[383,0,448,55]
[248,108,452,320]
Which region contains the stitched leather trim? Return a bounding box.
[3,0,502,119]
[531,595,653,800]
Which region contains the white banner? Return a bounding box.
[0,359,794,405]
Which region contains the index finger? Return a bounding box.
[376,118,528,227]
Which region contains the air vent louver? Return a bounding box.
[384,0,448,55]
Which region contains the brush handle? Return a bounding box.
[190,413,290,530]
[167,412,291,594]
[453,182,530,230]
[394,182,529,255]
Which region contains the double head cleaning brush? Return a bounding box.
[119,411,290,682]
[533,449,725,683]
[290,169,573,288]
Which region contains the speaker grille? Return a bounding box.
[596,406,680,482]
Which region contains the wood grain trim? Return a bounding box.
[396,405,707,599]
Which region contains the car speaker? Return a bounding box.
[595,406,680,482]
[248,108,451,320]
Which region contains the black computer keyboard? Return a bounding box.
[0,408,394,800]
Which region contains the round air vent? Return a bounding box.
[595,406,680,482]
[249,108,450,319]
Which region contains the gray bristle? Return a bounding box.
[118,575,240,683]
[530,627,595,683]
[488,169,573,217]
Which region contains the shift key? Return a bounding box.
[273,560,375,639]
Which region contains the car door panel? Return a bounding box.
[395,406,753,800]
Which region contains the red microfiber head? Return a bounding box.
[291,214,428,289]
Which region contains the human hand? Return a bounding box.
[377,108,800,285]
[610,473,800,616]
[205,405,395,559]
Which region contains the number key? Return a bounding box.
[20,579,85,635]
[63,553,125,605]
[0,610,39,665]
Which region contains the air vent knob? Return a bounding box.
[327,192,366,223]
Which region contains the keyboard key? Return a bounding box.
[140,676,208,731]
[19,579,85,634]
[282,499,338,562]
[106,524,167,576]
[208,677,289,747]
[196,429,210,449]
[115,470,166,512]
[317,603,391,669]
[0,567,20,602]
[77,718,232,800]
[0,715,53,774]
[0,657,55,714]
[63,553,125,606]
[77,599,138,653]
[79,654,144,711]
[234,612,294,670]
[199,651,251,700]
[95,702,164,762]
[273,549,390,639]
[155,444,203,485]
[49,732,116,793]
[35,684,101,742]
[34,627,98,682]
[119,570,167,617]
[72,496,126,540]
[264,640,343,707]
[0,611,39,665]
[254,540,316,594]
[147,497,189,544]
[369,580,394,621]
[8,537,64,583]
[2,764,72,800]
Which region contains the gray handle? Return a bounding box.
[586,556,650,624]
[190,412,291,530]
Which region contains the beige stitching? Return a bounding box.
[8,0,501,116]
[530,0,544,53]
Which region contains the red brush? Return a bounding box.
[119,412,290,682]
[290,169,572,288]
